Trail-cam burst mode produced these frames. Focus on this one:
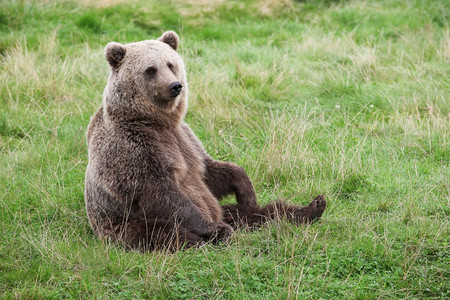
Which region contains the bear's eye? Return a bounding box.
[167,63,175,72]
[145,66,157,75]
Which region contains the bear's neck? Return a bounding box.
[103,91,187,129]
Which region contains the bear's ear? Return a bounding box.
[158,31,179,51]
[105,42,126,68]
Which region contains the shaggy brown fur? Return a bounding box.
[85,31,326,252]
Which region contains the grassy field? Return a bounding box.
[0,0,448,298]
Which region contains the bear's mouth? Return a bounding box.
[150,94,180,111]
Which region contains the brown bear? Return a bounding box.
[85,31,326,252]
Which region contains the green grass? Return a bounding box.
[1,0,448,298]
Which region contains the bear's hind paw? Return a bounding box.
[296,195,327,223]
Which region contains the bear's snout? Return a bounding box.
[169,82,183,97]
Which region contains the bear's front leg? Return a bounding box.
[138,188,232,244]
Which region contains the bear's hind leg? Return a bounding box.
[263,195,327,224]
[204,159,258,211]
[222,195,327,228]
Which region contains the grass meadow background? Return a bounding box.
[0,0,449,298]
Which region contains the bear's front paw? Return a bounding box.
[211,222,233,245]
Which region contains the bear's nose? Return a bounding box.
[169,82,182,97]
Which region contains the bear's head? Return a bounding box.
[103,31,188,124]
